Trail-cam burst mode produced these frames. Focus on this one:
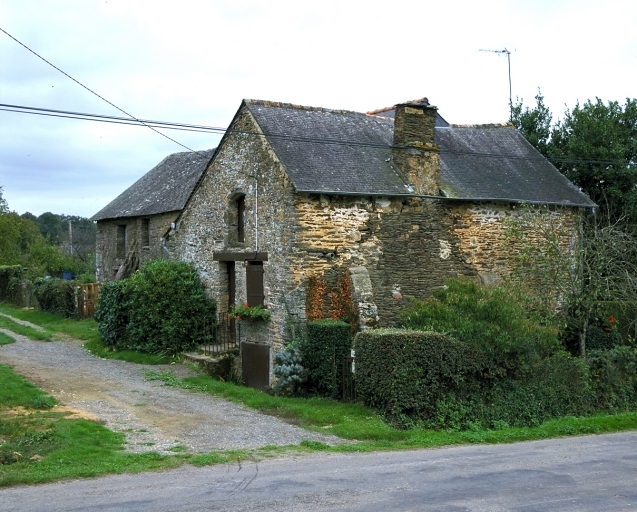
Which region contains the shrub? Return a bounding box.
[33,277,76,317]
[95,259,216,355]
[0,265,22,302]
[95,280,130,348]
[356,329,593,429]
[301,319,352,397]
[400,279,562,377]
[355,329,490,427]
[589,345,637,411]
[271,341,304,395]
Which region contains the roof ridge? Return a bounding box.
[244,98,366,117]
[448,122,514,129]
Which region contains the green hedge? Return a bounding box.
[0,266,23,303]
[301,319,352,397]
[355,329,490,427]
[355,329,594,429]
[33,278,76,317]
[95,280,129,348]
[95,260,216,355]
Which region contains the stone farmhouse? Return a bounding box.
[92,149,214,280]
[93,97,595,384]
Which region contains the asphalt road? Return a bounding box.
[2,431,637,511]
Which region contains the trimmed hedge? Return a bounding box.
[355,329,490,426]
[355,329,594,429]
[33,277,76,317]
[301,319,352,397]
[0,266,23,303]
[95,259,216,355]
[95,280,129,348]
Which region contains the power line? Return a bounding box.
[0,25,203,155]
[1,102,630,168]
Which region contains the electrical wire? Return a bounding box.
[0,103,631,168]
[0,26,206,156]
[1,27,632,169]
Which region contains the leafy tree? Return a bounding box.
[36,212,64,243]
[510,90,553,155]
[0,187,8,214]
[0,189,94,279]
[506,205,637,360]
[511,93,637,225]
[551,98,637,224]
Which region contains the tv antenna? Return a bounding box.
[479,48,512,120]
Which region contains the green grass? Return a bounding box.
[145,370,637,452]
[83,338,174,365]
[0,314,52,341]
[0,364,57,409]
[0,331,16,345]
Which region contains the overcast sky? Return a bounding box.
[1,0,635,218]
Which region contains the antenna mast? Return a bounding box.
[479,48,512,120]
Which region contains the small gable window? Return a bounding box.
[116,225,126,258]
[237,195,245,243]
[141,218,150,247]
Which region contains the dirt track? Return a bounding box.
[0,320,343,454]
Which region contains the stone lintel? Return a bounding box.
[213,251,269,262]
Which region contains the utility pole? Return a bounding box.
[68,219,73,255]
[479,48,512,120]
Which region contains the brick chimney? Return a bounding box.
[392,101,440,195]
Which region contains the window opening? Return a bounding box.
[237,195,245,243]
[141,218,150,247]
[116,225,126,258]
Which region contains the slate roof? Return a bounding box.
[91,149,215,221]
[245,100,595,207]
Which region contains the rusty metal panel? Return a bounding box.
[75,283,101,319]
[241,342,270,391]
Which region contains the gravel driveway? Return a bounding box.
[0,320,343,455]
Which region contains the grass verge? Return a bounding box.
[0,363,197,487]
[145,370,637,452]
[0,331,16,345]
[0,314,51,341]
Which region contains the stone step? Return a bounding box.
[182,348,239,379]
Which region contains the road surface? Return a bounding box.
[2,431,636,511]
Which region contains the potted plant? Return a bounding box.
[229,303,271,322]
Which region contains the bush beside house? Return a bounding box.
[33,278,76,317]
[300,319,352,398]
[95,259,216,355]
[353,279,637,430]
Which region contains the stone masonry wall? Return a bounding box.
[448,203,581,280]
[293,196,581,326]
[167,105,302,354]
[95,211,177,282]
